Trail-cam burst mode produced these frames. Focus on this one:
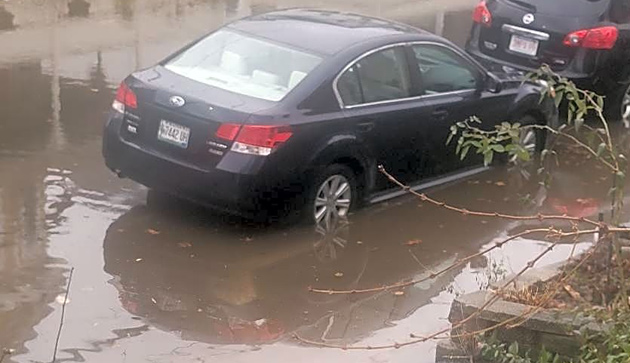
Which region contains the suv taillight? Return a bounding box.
[473,1,492,27]
[563,26,618,50]
[215,124,293,156]
[112,82,138,113]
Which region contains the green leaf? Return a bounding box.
[554,90,564,108]
[617,171,625,181]
[517,147,531,162]
[493,144,506,153]
[597,143,607,157]
[508,341,519,356]
[597,95,605,110]
[446,131,454,145]
[484,150,494,166]
[460,145,471,160]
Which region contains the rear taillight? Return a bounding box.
[215,124,242,141]
[563,26,618,50]
[472,1,492,27]
[215,124,293,156]
[112,82,138,113]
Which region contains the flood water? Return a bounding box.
[0,1,626,362]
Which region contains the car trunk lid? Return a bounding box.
[478,0,611,71]
[117,66,275,171]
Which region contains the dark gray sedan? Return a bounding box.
[103,9,555,224]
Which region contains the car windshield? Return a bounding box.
[165,29,323,102]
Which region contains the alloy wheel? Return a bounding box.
[314,174,352,226]
[509,128,537,164]
[622,84,630,127]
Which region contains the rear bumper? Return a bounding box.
[103,115,288,216]
[466,27,595,84]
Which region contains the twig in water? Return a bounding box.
[51,267,74,363]
[1,348,15,363]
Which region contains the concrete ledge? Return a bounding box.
[436,257,610,362]
[436,289,606,362]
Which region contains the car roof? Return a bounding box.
[227,8,432,56]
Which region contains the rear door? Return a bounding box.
[479,0,612,71]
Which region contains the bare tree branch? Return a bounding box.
[51,267,74,363]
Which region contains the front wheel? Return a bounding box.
[304,165,357,226]
[511,115,547,163]
[503,115,548,192]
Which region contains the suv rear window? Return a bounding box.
[165,30,323,102]
[500,0,611,17]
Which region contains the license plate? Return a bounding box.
[509,34,539,57]
[157,120,190,148]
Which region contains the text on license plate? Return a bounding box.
[157,120,190,148]
[509,35,539,57]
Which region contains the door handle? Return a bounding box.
[356,121,375,132]
[432,109,449,121]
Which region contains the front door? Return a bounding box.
[336,46,435,190]
[408,43,512,175]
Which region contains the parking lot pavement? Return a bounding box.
[0,0,620,362]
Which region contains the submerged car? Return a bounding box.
[466,0,630,123]
[103,9,555,224]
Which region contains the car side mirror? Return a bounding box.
[485,73,504,94]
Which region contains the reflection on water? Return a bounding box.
[68,0,91,18]
[0,6,15,31]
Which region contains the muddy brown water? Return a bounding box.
[0,1,624,362]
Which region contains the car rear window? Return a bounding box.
[165,29,323,102]
[501,0,611,17]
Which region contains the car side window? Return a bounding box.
[337,47,411,107]
[337,66,363,107]
[411,44,478,95]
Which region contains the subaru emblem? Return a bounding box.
[522,13,535,25]
[169,95,185,107]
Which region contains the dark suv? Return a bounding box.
[466,0,630,123]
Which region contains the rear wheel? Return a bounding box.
[304,165,357,226]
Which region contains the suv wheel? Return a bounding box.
[606,82,630,127]
[306,165,357,226]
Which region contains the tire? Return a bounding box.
[504,115,548,190]
[604,82,630,126]
[303,164,358,226]
[145,189,185,210]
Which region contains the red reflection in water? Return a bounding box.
[548,197,600,218]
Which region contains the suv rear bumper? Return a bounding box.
[103,115,286,217]
[466,28,596,85]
